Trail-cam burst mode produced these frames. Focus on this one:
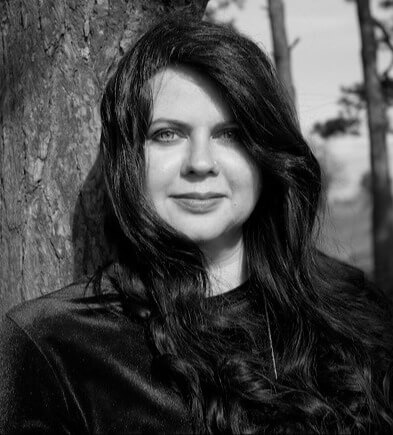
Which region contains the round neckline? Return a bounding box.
[207,280,251,308]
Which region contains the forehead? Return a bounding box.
[147,66,233,123]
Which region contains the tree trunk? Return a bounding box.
[267,0,296,106]
[0,0,209,317]
[356,0,393,297]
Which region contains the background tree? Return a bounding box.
[312,0,393,298]
[356,0,393,297]
[0,0,209,317]
[267,0,297,106]
[206,0,298,110]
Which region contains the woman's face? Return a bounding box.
[144,66,261,250]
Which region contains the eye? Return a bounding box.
[217,128,241,143]
[152,129,180,143]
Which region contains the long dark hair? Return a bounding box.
[97,16,393,433]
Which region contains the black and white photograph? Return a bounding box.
[1,0,393,433]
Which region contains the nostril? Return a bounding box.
[182,159,219,176]
[181,153,219,176]
[181,136,219,176]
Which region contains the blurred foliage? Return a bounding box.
[313,0,393,139]
[360,171,372,195]
[313,117,360,139]
[312,77,393,138]
[204,0,246,24]
[312,84,364,138]
[379,0,393,8]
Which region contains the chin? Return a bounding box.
[181,231,222,244]
[173,225,222,243]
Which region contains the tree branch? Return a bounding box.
[289,36,300,51]
[372,17,393,76]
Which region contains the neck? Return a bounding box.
[199,233,247,296]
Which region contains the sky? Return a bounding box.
[209,0,393,201]
[209,0,363,131]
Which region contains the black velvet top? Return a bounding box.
[0,279,251,434]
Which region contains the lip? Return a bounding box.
[170,193,225,213]
[171,192,225,200]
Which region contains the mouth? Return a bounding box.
[171,192,225,200]
[170,193,225,213]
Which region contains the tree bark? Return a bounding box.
[267,0,296,106]
[0,0,209,316]
[356,0,393,297]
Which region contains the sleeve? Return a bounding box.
[0,314,71,434]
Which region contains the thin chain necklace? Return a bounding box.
[263,292,278,381]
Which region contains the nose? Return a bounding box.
[180,131,219,177]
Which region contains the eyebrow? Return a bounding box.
[148,119,188,130]
[148,118,239,130]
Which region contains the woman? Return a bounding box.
[1,16,392,434]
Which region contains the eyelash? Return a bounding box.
[219,128,240,141]
[150,127,241,143]
[152,129,181,143]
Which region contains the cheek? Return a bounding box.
[144,151,179,200]
[225,145,262,200]
[232,161,262,206]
